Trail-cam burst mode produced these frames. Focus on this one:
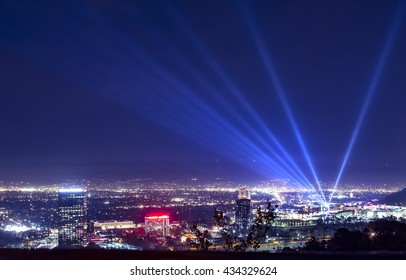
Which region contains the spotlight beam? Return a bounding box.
[130,85,308,189]
[92,4,322,197]
[149,38,314,188]
[85,30,318,194]
[330,3,405,203]
[14,5,322,200]
[100,43,322,198]
[126,82,323,201]
[238,0,326,202]
[160,2,316,191]
[146,76,318,193]
[30,9,318,192]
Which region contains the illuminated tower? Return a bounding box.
[144,215,170,237]
[58,188,87,247]
[236,188,252,231]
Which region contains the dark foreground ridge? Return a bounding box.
[381,187,406,205]
[1,249,406,260]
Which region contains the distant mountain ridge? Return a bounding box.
[381,188,406,205]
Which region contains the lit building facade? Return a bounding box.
[145,215,170,237]
[93,220,135,231]
[236,188,252,231]
[58,188,87,247]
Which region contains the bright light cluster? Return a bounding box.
[15,1,404,207]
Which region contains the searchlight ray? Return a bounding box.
[239,0,326,202]
[330,2,405,203]
[161,2,318,193]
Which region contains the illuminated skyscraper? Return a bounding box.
[236,188,252,231]
[58,188,87,247]
[145,215,170,237]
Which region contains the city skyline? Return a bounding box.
[1,179,406,253]
[1,0,406,189]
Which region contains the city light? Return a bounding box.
[1,179,406,253]
[1,0,406,260]
[145,215,170,220]
[58,188,85,193]
[4,225,32,233]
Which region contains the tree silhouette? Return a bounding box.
[303,236,327,251]
[214,202,277,251]
[329,228,363,251]
[303,219,406,252]
[191,224,212,251]
[364,219,406,251]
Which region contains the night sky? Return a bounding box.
[0,0,405,184]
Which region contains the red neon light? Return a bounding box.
[145,215,169,219]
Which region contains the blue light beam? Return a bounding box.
[239,0,326,202]
[330,3,405,203]
[160,2,317,192]
[141,27,315,189]
[9,5,323,200]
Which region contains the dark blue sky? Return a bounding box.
[0,0,405,184]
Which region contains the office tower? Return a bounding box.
[144,215,170,237]
[236,188,252,231]
[58,188,87,247]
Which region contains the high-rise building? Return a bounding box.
[58,188,87,247]
[236,188,252,231]
[144,215,170,237]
